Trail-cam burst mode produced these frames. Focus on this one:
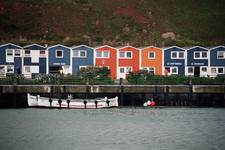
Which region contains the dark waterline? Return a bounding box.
[0,108,225,150]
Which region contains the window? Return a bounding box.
[0,66,5,74]
[40,50,46,56]
[217,51,225,59]
[195,52,200,58]
[211,68,216,74]
[178,52,184,58]
[80,51,86,57]
[148,67,155,74]
[15,49,20,56]
[25,66,31,73]
[56,50,63,58]
[171,52,177,58]
[96,51,109,58]
[126,52,132,58]
[6,49,13,56]
[201,67,207,72]
[120,68,125,73]
[25,50,31,56]
[188,67,193,73]
[126,67,132,73]
[6,66,14,73]
[202,52,207,58]
[171,51,184,59]
[73,50,87,57]
[171,67,177,74]
[119,52,125,58]
[194,51,208,59]
[119,51,132,58]
[103,51,109,58]
[218,68,224,74]
[148,52,155,59]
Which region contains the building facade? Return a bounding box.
[210,46,225,77]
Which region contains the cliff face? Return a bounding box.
[0,0,225,47]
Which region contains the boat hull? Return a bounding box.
[27,94,119,109]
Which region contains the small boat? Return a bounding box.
[27,93,119,109]
[143,99,156,107]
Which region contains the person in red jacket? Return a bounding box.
[150,98,156,107]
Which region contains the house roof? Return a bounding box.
[24,43,46,50]
[0,43,22,49]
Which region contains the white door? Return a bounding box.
[118,67,126,79]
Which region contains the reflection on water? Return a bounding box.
[0,108,225,150]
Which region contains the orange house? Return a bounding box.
[141,46,163,75]
[118,46,140,79]
[95,45,117,79]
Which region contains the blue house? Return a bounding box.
[163,46,185,76]
[0,43,22,77]
[71,45,94,75]
[23,44,47,78]
[48,44,71,74]
[186,46,209,77]
[210,45,225,77]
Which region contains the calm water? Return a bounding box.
[0,108,225,150]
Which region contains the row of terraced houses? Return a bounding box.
[0,43,225,79]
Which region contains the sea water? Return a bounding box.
[0,108,225,150]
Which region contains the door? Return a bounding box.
[194,67,200,77]
[118,67,126,79]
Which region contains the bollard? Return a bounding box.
[106,99,110,107]
[67,100,70,108]
[58,99,62,108]
[49,99,52,108]
[83,100,87,109]
[94,100,98,109]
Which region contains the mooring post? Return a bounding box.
[120,78,124,106]
[188,78,193,107]
[13,77,17,108]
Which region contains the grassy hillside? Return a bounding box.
[0,0,225,47]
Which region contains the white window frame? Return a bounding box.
[217,51,225,59]
[0,66,6,74]
[14,49,21,57]
[211,68,217,74]
[40,50,46,57]
[96,51,109,58]
[171,51,184,59]
[188,67,194,73]
[73,50,87,58]
[166,66,178,75]
[25,50,31,57]
[6,49,13,56]
[201,67,207,72]
[119,67,125,73]
[194,51,208,59]
[119,51,132,59]
[55,50,63,58]
[218,67,224,74]
[148,52,155,59]
[6,65,14,73]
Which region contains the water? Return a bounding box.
[0,108,225,150]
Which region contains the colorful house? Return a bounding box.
[95,45,117,79]
[186,46,209,77]
[71,45,94,75]
[141,46,163,75]
[0,43,22,77]
[163,46,185,76]
[23,44,48,78]
[48,44,72,74]
[117,46,140,79]
[210,45,225,77]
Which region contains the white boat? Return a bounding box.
[27,93,119,109]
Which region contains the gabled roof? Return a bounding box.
[71,44,94,50]
[117,45,140,51]
[163,46,185,51]
[187,46,209,51]
[210,45,225,51]
[24,43,46,50]
[47,44,71,49]
[95,45,117,50]
[0,43,22,49]
[140,46,162,51]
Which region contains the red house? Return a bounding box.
[117,46,140,79]
[95,45,117,79]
